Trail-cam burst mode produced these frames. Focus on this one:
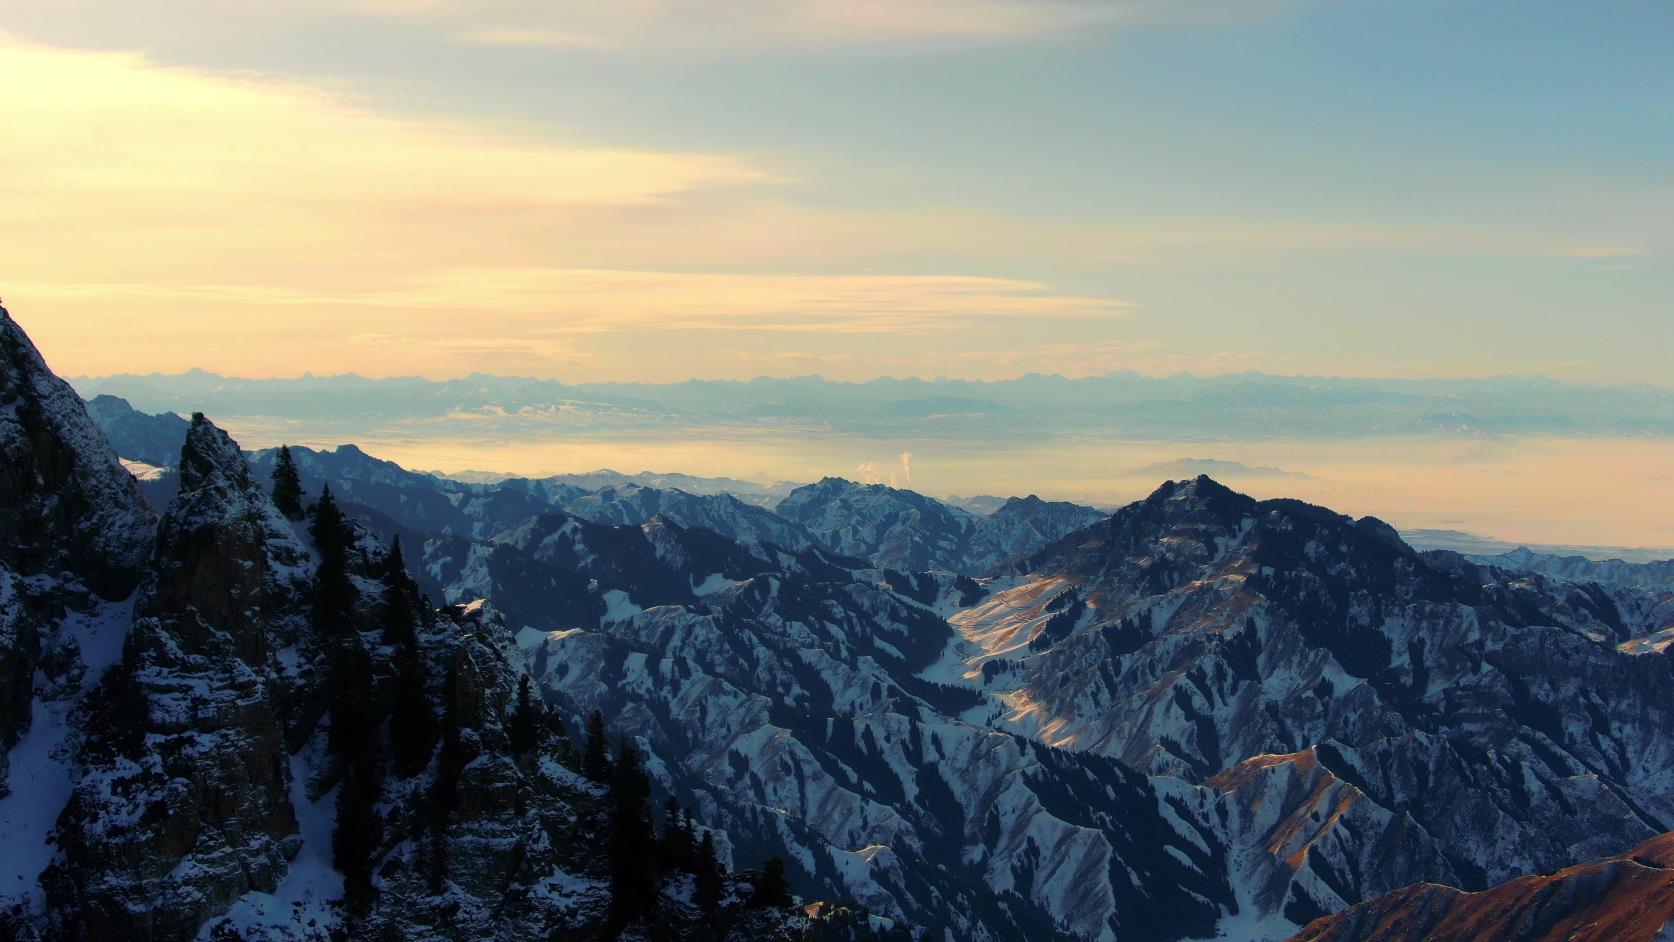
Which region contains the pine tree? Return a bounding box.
[429,656,464,894]
[694,831,724,916]
[608,739,658,929]
[583,710,610,782]
[381,538,437,779]
[751,856,792,909]
[510,674,539,761]
[271,444,305,520]
[334,757,382,911]
[390,651,436,779]
[310,486,357,637]
[329,639,384,911]
[381,538,416,646]
[658,797,689,872]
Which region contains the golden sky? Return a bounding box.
[1,1,1667,383]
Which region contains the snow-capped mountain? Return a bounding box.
[11,305,1674,941]
[559,484,818,554]
[1464,545,1674,593]
[775,477,1104,574]
[0,308,869,941]
[939,476,1674,930]
[519,533,1236,941]
[81,394,190,469]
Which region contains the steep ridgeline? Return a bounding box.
[83,394,191,469]
[560,484,817,553]
[519,535,1238,941]
[776,478,1105,574]
[246,444,564,540]
[44,414,322,938]
[18,416,841,942]
[242,453,1096,577]
[0,313,154,602]
[0,306,154,851]
[1,311,860,941]
[245,446,817,558]
[945,476,1674,934]
[1464,547,1674,594]
[1289,832,1674,942]
[1463,548,1674,655]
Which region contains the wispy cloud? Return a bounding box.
[0,35,1128,377]
[353,0,1295,52]
[937,340,1264,377]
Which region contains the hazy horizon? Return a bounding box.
[6,0,1670,550]
[61,363,1674,390]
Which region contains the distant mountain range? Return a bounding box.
[71,368,1674,441]
[10,308,1674,940]
[93,393,1672,568]
[1402,528,1674,566]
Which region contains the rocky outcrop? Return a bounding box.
[0,307,153,601]
[0,304,153,803]
[46,415,316,940]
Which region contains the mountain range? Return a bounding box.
[72,368,1674,442]
[6,306,1674,940]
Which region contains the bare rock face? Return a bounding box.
[46,415,314,940]
[0,306,153,601]
[0,305,153,799]
[1288,832,1674,942]
[354,600,614,941]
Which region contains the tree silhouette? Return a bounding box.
[271,444,305,520]
[583,710,611,782]
[329,638,384,912]
[659,797,694,872]
[428,656,464,894]
[694,831,724,916]
[510,674,539,761]
[310,486,356,637]
[381,538,417,646]
[751,856,792,909]
[608,739,658,929]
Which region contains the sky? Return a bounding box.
[1,0,1669,384]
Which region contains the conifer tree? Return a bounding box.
[329,639,384,911]
[271,444,305,520]
[583,710,611,781]
[310,486,357,637]
[608,739,658,929]
[694,832,725,916]
[510,674,538,760]
[751,856,792,909]
[658,797,689,872]
[429,656,464,893]
[381,538,416,646]
[389,653,434,779]
[383,537,437,778]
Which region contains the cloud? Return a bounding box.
[0,35,1127,378]
[1128,458,1307,480]
[456,26,609,49]
[939,340,1263,378]
[352,0,1291,52]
